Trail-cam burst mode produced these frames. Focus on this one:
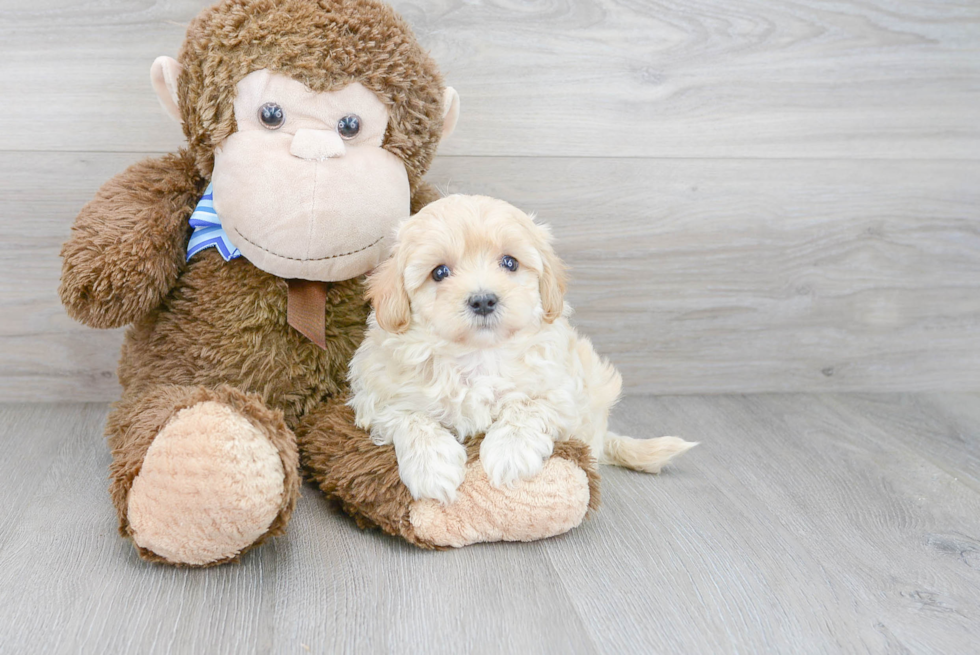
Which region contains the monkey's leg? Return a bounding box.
[297,397,600,548]
[106,384,300,566]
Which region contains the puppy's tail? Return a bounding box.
[601,433,698,474]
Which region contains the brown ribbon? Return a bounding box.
[286,279,329,349]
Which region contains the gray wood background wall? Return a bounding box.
[1,0,978,401]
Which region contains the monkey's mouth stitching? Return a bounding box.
[232,228,384,262]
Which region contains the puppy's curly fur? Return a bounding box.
[349,195,696,503]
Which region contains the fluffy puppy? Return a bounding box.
[348,195,695,503]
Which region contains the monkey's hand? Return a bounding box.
[60,150,204,328]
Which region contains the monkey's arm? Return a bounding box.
[60,150,204,328]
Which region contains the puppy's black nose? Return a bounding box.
[468,293,498,316]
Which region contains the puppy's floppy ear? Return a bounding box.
[532,221,568,323]
[366,254,411,333]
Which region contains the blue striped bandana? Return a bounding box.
[186,182,242,262]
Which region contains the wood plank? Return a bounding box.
[0,396,978,652]
[271,489,598,655]
[826,393,980,491]
[430,157,980,394]
[0,406,280,654]
[2,152,978,400]
[1,0,978,158]
[545,394,980,653]
[0,403,107,552]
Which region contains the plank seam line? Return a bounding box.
[2,150,980,163]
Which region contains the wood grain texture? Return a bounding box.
[3,151,977,401]
[1,0,978,158]
[824,394,980,491]
[548,393,980,653]
[0,395,978,653]
[1,0,978,397]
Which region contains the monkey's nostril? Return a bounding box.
[468,293,498,316]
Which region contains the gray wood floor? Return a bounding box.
[1,394,978,654]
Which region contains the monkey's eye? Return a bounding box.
[501,255,519,272]
[337,114,361,140]
[258,102,285,129]
[431,265,451,282]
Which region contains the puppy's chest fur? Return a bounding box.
[404,335,582,440]
[440,349,518,438]
[349,322,583,443]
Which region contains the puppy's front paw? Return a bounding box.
[480,423,555,488]
[397,436,467,504]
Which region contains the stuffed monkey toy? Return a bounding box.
[59,0,598,566]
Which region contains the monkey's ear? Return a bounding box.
[441,87,460,140]
[366,256,412,334]
[150,56,182,123]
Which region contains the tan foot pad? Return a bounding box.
[409,457,590,548]
[127,401,285,566]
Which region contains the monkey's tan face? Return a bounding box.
[211,70,411,281]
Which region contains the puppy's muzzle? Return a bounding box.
[467,292,498,317]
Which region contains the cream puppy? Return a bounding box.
[348,195,695,503]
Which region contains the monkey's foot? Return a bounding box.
[408,439,598,548]
[297,398,599,549]
[126,400,288,566]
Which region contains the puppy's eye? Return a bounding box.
[500,255,519,272]
[431,264,451,282]
[337,114,361,139]
[258,102,285,129]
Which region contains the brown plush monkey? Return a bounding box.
[59,0,597,567]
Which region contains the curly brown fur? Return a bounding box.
[178,0,445,184]
[296,397,430,545]
[59,151,204,329]
[116,249,370,427]
[551,440,601,515]
[106,384,301,566]
[410,181,443,215]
